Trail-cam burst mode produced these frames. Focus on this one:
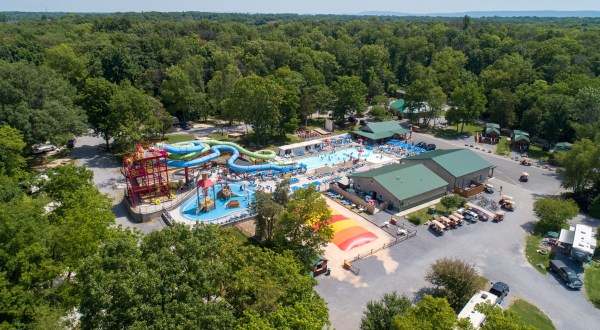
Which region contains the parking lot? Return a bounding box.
[316,133,600,330]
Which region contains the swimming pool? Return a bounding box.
[179,183,255,222]
[296,147,392,170]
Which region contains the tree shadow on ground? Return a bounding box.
[412,286,437,303]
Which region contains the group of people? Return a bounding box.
[377,144,420,158]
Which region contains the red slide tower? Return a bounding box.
[123,145,171,207]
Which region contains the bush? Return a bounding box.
[440,195,466,209]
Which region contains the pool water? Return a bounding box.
[296,147,392,170]
[179,183,255,222]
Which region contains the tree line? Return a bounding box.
[3,13,600,150]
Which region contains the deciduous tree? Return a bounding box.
[361,291,411,330]
[533,198,579,234]
[425,257,487,311]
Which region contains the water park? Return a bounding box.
[122,133,430,226]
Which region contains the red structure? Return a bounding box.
[123,145,171,207]
[196,172,216,214]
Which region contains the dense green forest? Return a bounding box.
[3,12,600,328]
[3,12,600,149]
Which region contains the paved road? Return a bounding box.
[71,135,165,234]
[317,132,598,330]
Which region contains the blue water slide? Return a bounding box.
[161,141,207,154]
[166,144,300,172]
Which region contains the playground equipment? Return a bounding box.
[195,172,216,214]
[159,140,302,176]
[226,200,240,209]
[217,185,233,200]
[123,145,171,208]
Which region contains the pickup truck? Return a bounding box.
[549,259,583,289]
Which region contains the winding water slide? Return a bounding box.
[159,140,301,172]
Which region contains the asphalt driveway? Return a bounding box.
[316,133,598,330]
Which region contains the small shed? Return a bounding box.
[511,130,530,151]
[310,256,329,277]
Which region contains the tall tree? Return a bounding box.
[533,198,579,234]
[160,65,196,122]
[425,257,487,311]
[487,89,517,128]
[333,75,367,122]
[431,47,467,95]
[44,43,88,84]
[0,60,87,145]
[224,75,283,143]
[252,190,283,245]
[393,295,469,330]
[207,64,242,123]
[272,185,333,266]
[78,77,118,150]
[448,82,487,133]
[0,126,26,179]
[557,138,600,196]
[361,291,411,330]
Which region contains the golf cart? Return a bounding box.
[520,159,532,166]
[519,172,529,182]
[499,195,513,204]
[484,183,494,194]
[429,220,446,235]
[493,210,505,222]
[501,200,515,211]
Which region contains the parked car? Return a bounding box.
[471,208,489,221]
[488,282,510,303]
[67,138,76,149]
[426,143,436,151]
[463,210,479,223]
[416,141,427,148]
[549,260,583,289]
[32,144,56,155]
[180,122,191,130]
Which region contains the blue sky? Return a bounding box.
[5,0,600,14]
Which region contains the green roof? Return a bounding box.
[513,130,529,137]
[484,127,500,135]
[390,99,405,112]
[404,149,494,178]
[513,135,530,143]
[485,123,500,129]
[352,121,410,140]
[351,163,447,201]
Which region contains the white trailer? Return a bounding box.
[458,291,499,329]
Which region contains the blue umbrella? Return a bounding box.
[291,186,300,191]
[312,181,321,186]
[302,183,309,188]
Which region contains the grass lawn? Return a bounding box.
[527,145,551,161]
[585,264,600,308]
[496,136,510,157]
[223,228,251,244]
[405,202,452,225]
[509,299,556,330]
[524,234,553,274]
[165,134,196,143]
[207,132,242,142]
[432,123,481,139]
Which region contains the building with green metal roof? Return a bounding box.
[510,130,530,151]
[350,121,410,144]
[484,123,500,137]
[350,163,447,211]
[403,149,494,188]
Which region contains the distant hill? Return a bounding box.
[358,10,600,18]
